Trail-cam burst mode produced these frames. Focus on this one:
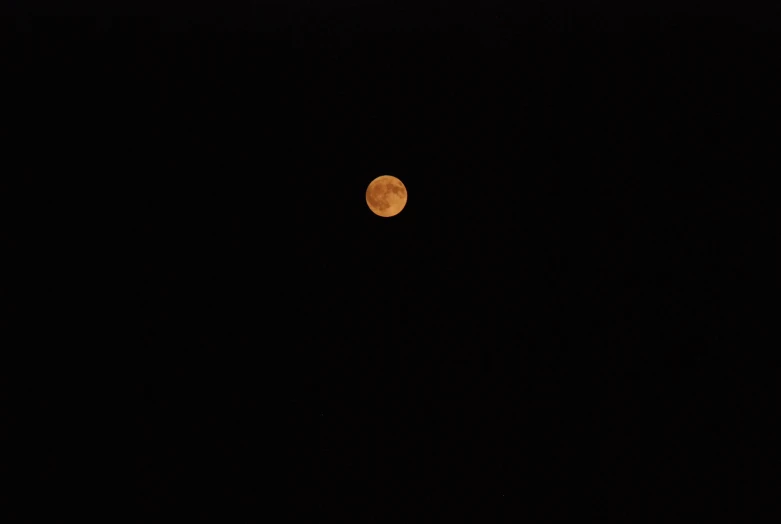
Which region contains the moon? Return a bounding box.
[366,175,408,218]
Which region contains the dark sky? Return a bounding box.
[3,5,777,521]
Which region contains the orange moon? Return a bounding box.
[366,175,408,217]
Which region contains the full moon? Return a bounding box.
[366,175,408,218]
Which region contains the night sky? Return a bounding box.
[3,3,778,521]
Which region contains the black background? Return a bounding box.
[2,3,778,521]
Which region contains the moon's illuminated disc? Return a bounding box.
[366,175,408,217]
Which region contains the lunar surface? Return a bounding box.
[366,175,407,217]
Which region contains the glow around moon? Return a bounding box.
[366,175,408,217]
